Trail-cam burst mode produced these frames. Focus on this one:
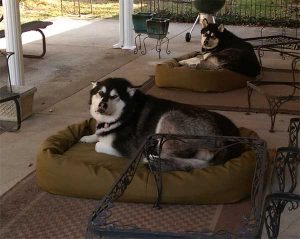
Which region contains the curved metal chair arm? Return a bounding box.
[259,192,300,239]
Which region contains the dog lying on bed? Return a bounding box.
[80,77,242,171]
[179,19,261,78]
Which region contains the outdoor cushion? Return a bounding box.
[155,51,254,92]
[37,118,258,204]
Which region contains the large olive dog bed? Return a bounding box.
[37,119,258,204]
[155,51,254,92]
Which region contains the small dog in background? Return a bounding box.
[197,19,261,77]
[80,77,242,171]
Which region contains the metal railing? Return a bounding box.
[134,0,300,27]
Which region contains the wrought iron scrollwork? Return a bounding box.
[141,36,171,59]
[245,137,269,236]
[86,134,268,238]
[134,33,143,54]
[143,136,163,208]
[86,148,144,237]
[289,118,300,148]
[273,148,299,193]
[246,56,300,132]
[266,96,295,132]
[141,36,148,55]
[144,134,268,237]
[258,118,300,238]
[263,193,300,239]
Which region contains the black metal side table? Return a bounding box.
[0,51,21,131]
[85,134,268,239]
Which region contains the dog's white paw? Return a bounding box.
[95,142,121,157]
[142,157,148,164]
[80,134,98,143]
[95,142,102,152]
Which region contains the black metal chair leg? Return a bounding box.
[13,98,21,131]
[23,29,47,59]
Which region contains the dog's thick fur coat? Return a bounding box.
[199,19,261,77]
[81,77,242,171]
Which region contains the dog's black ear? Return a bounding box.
[127,87,136,98]
[202,18,208,28]
[91,81,98,89]
[218,24,225,32]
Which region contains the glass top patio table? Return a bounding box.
[85,134,268,239]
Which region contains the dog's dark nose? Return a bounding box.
[98,102,107,113]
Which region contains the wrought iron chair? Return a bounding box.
[0,51,21,131]
[258,118,300,238]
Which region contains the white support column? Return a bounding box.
[113,0,135,50]
[122,0,135,50]
[3,0,24,86]
[113,0,124,49]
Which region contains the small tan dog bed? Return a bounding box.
[37,119,258,204]
[155,51,254,92]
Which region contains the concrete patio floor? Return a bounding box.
[0,17,299,238]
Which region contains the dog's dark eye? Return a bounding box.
[110,95,118,99]
[98,91,104,97]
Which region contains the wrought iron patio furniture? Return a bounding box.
[0,51,21,132]
[245,32,300,132]
[86,134,269,238]
[258,118,300,238]
[245,34,299,70]
[0,19,53,59]
[0,3,53,59]
[247,54,299,132]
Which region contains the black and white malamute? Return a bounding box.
[80,77,242,171]
[198,19,261,77]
